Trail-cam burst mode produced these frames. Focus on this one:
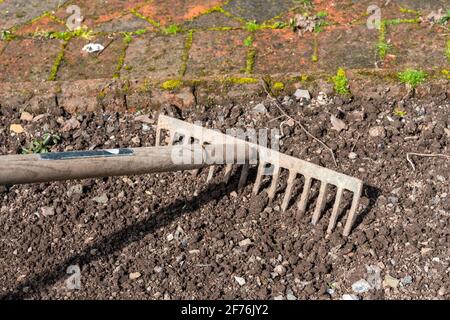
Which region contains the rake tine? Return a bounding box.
[312,182,328,225]
[281,171,297,212]
[267,166,280,201]
[223,164,233,183]
[155,128,161,146]
[343,184,363,236]
[238,164,249,190]
[253,161,266,195]
[327,187,344,234]
[206,166,215,183]
[297,176,312,214]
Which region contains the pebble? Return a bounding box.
[274,265,286,276]
[230,191,238,198]
[342,294,359,300]
[129,272,141,280]
[40,206,55,217]
[131,136,141,144]
[286,293,297,300]
[274,295,284,300]
[253,103,268,113]
[352,279,372,293]
[369,126,386,138]
[239,239,252,247]
[154,266,163,273]
[294,89,311,101]
[167,234,174,242]
[234,276,246,286]
[10,124,24,134]
[401,275,413,286]
[317,92,330,106]
[383,275,400,289]
[20,112,34,122]
[438,287,446,296]
[67,184,83,197]
[142,124,151,132]
[93,194,108,204]
[348,152,358,160]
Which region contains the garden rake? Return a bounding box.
[0,114,363,236]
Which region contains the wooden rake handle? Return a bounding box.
[0,144,256,185]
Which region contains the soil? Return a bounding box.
[0,86,449,300]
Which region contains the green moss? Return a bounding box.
[316,11,328,18]
[312,35,318,62]
[162,24,182,35]
[377,21,389,59]
[223,77,258,85]
[243,35,254,46]
[441,69,450,79]
[272,82,285,91]
[399,8,420,16]
[161,79,183,90]
[206,26,235,31]
[130,9,160,28]
[398,69,427,88]
[0,30,16,41]
[245,47,256,74]
[385,18,420,26]
[393,108,407,117]
[332,68,350,95]
[48,41,67,81]
[245,20,261,32]
[180,31,194,76]
[113,34,132,79]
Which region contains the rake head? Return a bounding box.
[156,115,363,236]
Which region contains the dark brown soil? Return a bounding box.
[0,87,449,300]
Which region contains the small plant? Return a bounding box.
[245,20,261,32]
[272,82,285,91]
[22,133,61,154]
[393,108,407,117]
[162,24,181,35]
[332,68,350,95]
[123,32,133,44]
[243,35,254,46]
[398,69,427,88]
[161,79,183,90]
[438,10,450,25]
[1,30,16,41]
[316,11,328,18]
[377,41,391,60]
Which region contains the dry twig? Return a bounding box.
[260,80,338,167]
[406,152,450,171]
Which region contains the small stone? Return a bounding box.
[131,136,141,145]
[154,266,163,273]
[67,185,83,197]
[400,275,413,286]
[230,191,238,198]
[444,128,450,138]
[421,247,433,256]
[142,124,151,132]
[134,114,154,124]
[40,206,55,217]
[369,126,386,138]
[383,275,400,289]
[438,286,446,296]
[348,110,365,122]
[274,295,284,300]
[239,239,252,247]
[352,279,372,293]
[342,294,359,300]
[286,293,297,300]
[234,276,246,286]
[253,103,267,113]
[61,118,81,132]
[366,265,382,290]
[274,265,286,276]
[20,112,34,122]
[294,89,311,101]
[93,194,108,204]
[167,234,174,242]
[348,152,358,160]
[32,114,47,122]
[129,272,141,280]
[317,92,330,105]
[10,124,24,134]
[330,115,348,132]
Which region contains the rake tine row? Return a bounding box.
[156,115,364,236]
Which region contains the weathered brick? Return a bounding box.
[95,13,157,33]
[57,36,127,81]
[14,15,66,36]
[137,0,226,26]
[0,0,68,30]
[316,25,378,72]
[122,34,185,79]
[386,24,448,69]
[54,0,144,29]
[0,39,62,83]
[223,0,294,23]
[253,29,315,74]
[186,30,248,76]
